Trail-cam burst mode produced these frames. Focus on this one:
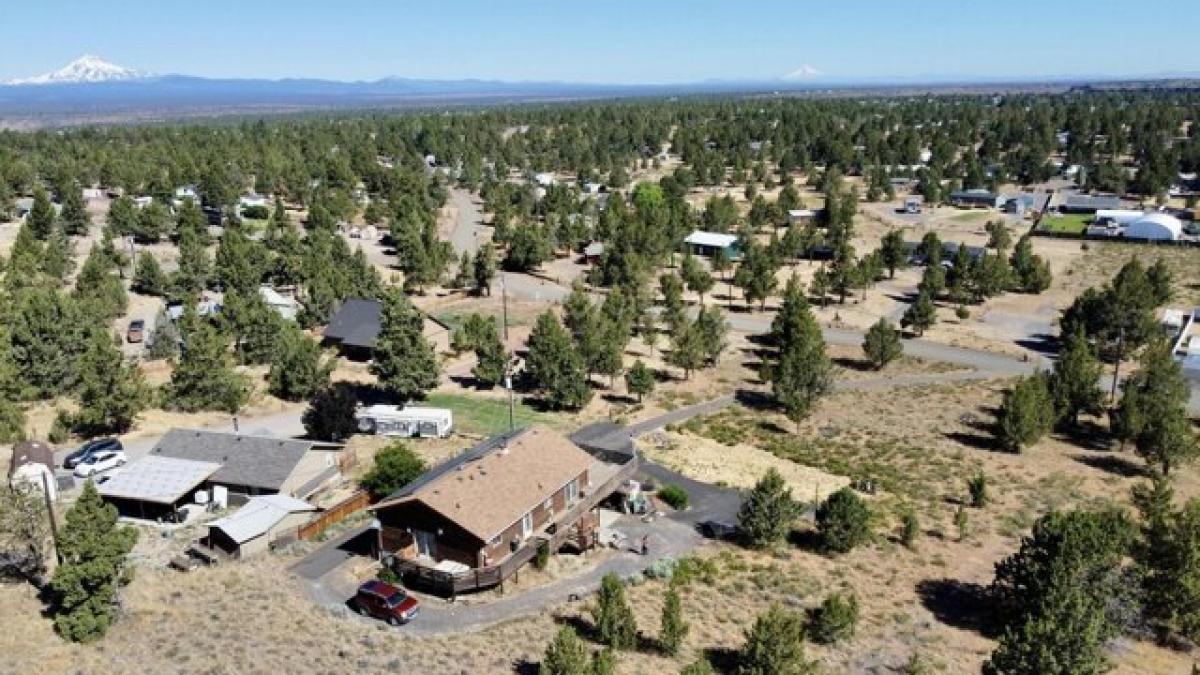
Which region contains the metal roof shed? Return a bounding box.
[98,456,221,519]
[206,494,316,557]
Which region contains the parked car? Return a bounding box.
[696,520,738,541]
[353,579,420,626]
[63,437,123,469]
[73,450,127,478]
[127,319,146,343]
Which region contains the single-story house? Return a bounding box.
[374,426,634,594]
[133,196,154,209]
[1061,194,1123,214]
[98,455,222,520]
[1004,194,1038,216]
[949,189,1005,209]
[149,429,344,500]
[322,298,452,358]
[204,494,316,558]
[8,440,57,500]
[259,285,300,321]
[14,197,34,220]
[238,193,268,210]
[684,231,741,259]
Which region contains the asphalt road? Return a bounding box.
[446,188,488,258]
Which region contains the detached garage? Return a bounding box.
[1126,213,1183,241]
[204,494,316,558]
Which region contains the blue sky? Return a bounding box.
[1,0,1197,84]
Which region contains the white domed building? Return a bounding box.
[1125,212,1183,241]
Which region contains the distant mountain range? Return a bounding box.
[2,56,1198,129]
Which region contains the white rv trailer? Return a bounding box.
[355,405,453,438]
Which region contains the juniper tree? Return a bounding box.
[816,487,873,554]
[1114,340,1197,474]
[59,184,90,236]
[738,604,816,675]
[301,383,359,442]
[0,482,49,583]
[221,288,282,366]
[360,442,427,499]
[27,188,55,239]
[681,252,714,305]
[50,482,138,643]
[473,244,496,295]
[165,308,248,413]
[624,360,655,402]
[469,316,507,388]
[526,311,592,410]
[540,626,590,675]
[738,468,800,549]
[592,573,638,650]
[807,592,860,644]
[73,245,128,323]
[268,324,334,401]
[862,317,902,369]
[132,251,168,297]
[659,581,689,655]
[72,329,151,436]
[878,228,908,279]
[901,290,937,337]
[995,373,1056,452]
[1047,327,1104,427]
[370,289,441,403]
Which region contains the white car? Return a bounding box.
[73,450,127,478]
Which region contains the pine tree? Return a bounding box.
[73,245,128,323]
[738,468,800,548]
[738,604,816,675]
[165,308,248,413]
[8,286,88,398]
[302,383,358,442]
[807,592,860,644]
[28,188,56,240]
[879,228,908,279]
[659,581,689,655]
[173,223,211,298]
[1048,327,1103,427]
[106,196,139,239]
[41,223,76,284]
[1114,340,1198,475]
[72,329,151,436]
[470,316,507,388]
[734,242,779,311]
[220,288,282,366]
[592,573,638,650]
[132,251,168,296]
[681,252,714,305]
[268,325,333,401]
[667,319,706,380]
[862,317,902,369]
[50,482,138,642]
[370,289,441,403]
[767,301,832,427]
[5,221,44,293]
[58,184,90,236]
[901,290,937,337]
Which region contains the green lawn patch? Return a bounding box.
[949,210,991,223]
[1039,213,1091,234]
[423,392,562,436]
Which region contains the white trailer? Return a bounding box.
[355,405,453,438]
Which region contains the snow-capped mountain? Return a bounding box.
[6,55,147,86]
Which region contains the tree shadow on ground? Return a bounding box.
[601,393,638,405]
[944,406,1004,452]
[734,389,776,411]
[511,658,540,675]
[703,647,742,673]
[1054,419,1114,452]
[1015,333,1060,357]
[915,578,996,637]
[885,291,917,305]
[553,613,599,642]
[1072,453,1147,478]
[832,356,875,372]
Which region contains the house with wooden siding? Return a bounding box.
[371,426,635,595]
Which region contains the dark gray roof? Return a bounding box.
[1064,194,1122,210]
[150,429,323,492]
[323,298,382,350]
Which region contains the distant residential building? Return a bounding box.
[787,209,816,225]
[904,196,923,214]
[684,231,740,259]
[949,189,1004,209]
[259,285,300,321]
[1061,194,1123,214]
[583,241,605,264]
[322,298,452,358]
[532,172,556,187]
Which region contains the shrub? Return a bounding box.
[739,604,816,674]
[535,541,551,570]
[901,509,920,549]
[968,471,989,508]
[659,582,688,655]
[807,592,859,644]
[679,659,716,675]
[815,488,872,555]
[657,484,689,510]
[49,411,71,444]
[955,305,970,320]
[360,442,428,499]
[738,468,799,549]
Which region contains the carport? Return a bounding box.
[97,456,221,521]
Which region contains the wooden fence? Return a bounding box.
[297,489,372,541]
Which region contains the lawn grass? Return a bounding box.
[423,392,563,436]
[1039,212,1091,234]
[949,210,991,223]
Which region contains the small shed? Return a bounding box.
[787,209,816,225]
[205,494,316,558]
[258,285,300,321]
[8,440,57,500]
[684,231,740,259]
[583,241,605,264]
[949,189,1004,209]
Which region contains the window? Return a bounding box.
[521,511,534,539]
[565,479,579,503]
[543,497,553,512]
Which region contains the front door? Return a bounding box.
[414,529,437,559]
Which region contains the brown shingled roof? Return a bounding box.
[375,426,594,542]
[9,440,55,476]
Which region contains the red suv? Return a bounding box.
[353,579,419,625]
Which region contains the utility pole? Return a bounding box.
[501,271,510,341]
[41,472,61,565]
